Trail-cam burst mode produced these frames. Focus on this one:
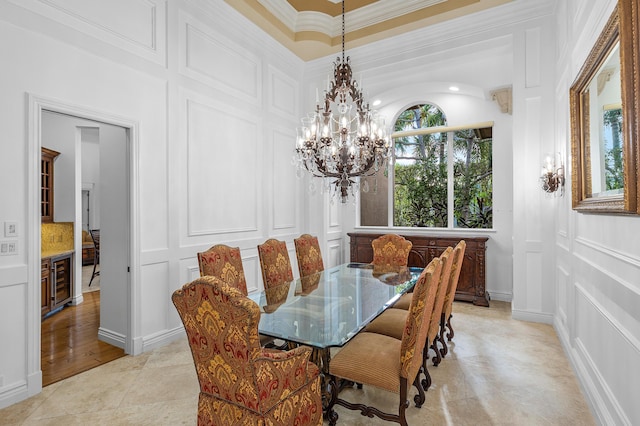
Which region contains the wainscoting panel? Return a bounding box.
[185,96,260,236]
[271,128,298,231]
[10,0,166,65]
[0,276,27,405]
[139,261,170,337]
[574,284,639,425]
[327,239,343,268]
[180,13,260,105]
[243,254,261,294]
[268,65,299,120]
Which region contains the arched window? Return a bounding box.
[360,103,493,229]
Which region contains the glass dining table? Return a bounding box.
[248,262,423,383]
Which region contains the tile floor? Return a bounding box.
[0,301,596,425]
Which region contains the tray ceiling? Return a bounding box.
[225,0,514,60]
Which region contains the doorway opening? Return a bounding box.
[32,97,137,387]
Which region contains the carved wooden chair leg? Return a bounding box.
[446,314,455,340]
[326,375,339,426]
[397,377,409,426]
[412,374,426,408]
[438,329,448,358]
[431,338,442,366]
[420,342,430,391]
[421,364,432,391]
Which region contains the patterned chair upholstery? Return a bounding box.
[294,234,325,277]
[197,244,248,296]
[258,238,294,289]
[371,234,412,270]
[326,257,443,426]
[172,276,323,426]
[364,246,454,391]
[440,240,467,350]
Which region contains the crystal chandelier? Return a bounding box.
[293,0,391,203]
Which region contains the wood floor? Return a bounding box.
[41,291,125,387]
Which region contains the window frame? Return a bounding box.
[357,120,495,231]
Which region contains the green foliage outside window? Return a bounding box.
[393,104,492,229]
[603,108,623,191]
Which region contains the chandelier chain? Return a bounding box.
[342,0,345,64]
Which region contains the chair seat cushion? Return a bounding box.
[364,308,408,340]
[392,293,412,310]
[329,332,402,393]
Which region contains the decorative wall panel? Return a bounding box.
[272,129,297,230]
[525,27,541,88]
[12,0,166,64]
[181,15,260,104]
[575,284,640,425]
[268,65,298,119]
[243,255,260,293]
[186,98,260,235]
[140,261,170,336]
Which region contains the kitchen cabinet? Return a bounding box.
[41,252,74,318]
[41,147,60,223]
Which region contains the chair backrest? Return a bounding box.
[258,238,294,289]
[197,244,248,296]
[443,240,467,319]
[171,276,262,410]
[294,234,325,277]
[399,257,443,381]
[427,247,454,342]
[89,229,100,263]
[371,234,412,269]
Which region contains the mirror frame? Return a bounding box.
[570,0,639,214]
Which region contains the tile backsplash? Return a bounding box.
[41,222,74,253]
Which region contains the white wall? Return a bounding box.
[554,0,640,424]
[81,128,100,230]
[0,0,304,408]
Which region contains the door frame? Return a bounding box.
[27,94,140,390]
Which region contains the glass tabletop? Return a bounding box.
[248,263,423,349]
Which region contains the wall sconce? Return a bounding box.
[540,153,565,196]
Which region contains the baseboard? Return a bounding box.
[0,369,41,410]
[486,290,511,302]
[98,327,126,349]
[511,308,553,324]
[141,327,186,353]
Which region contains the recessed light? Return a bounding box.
[372,99,382,106]
[449,86,460,92]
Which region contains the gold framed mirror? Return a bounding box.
[570,0,639,214]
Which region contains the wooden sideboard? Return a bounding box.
[348,233,489,306]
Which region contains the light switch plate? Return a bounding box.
[0,241,18,256]
[4,222,17,237]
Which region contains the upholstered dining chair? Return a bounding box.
[172,276,323,426]
[325,257,443,426]
[371,234,412,270]
[364,246,454,391]
[294,234,324,277]
[440,240,467,355]
[197,244,248,295]
[258,238,294,289]
[197,244,275,347]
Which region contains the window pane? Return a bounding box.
[453,128,493,228]
[394,131,448,227]
[392,104,448,228]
